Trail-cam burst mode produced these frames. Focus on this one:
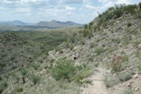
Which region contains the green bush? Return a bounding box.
[51,60,91,84]
[104,75,120,88]
[112,62,122,72]
[82,30,92,38]
[84,24,88,29]
[50,59,76,82]
[123,4,136,14]
[72,72,85,84]
[0,81,8,93]
[123,87,134,94]
[72,64,93,84]
[118,72,132,82]
[10,87,23,94]
[15,87,23,93]
[95,48,104,55]
[137,64,141,71]
[127,23,132,27]
[128,30,138,34]
[97,4,136,28]
[30,74,40,85]
[21,69,27,76]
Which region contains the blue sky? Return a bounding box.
[0,0,140,24]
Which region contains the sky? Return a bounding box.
[0,0,140,24]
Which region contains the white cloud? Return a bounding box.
[39,8,64,17]
[98,0,110,3]
[98,0,140,6]
[66,12,72,15]
[2,0,13,4]
[59,0,83,4]
[116,0,140,4]
[20,0,48,6]
[21,0,43,3]
[83,0,90,3]
[85,5,96,10]
[12,8,31,13]
[65,6,75,11]
[38,5,76,18]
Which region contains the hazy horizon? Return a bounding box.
[0,19,83,24]
[0,0,140,24]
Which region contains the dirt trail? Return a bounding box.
[81,68,109,94]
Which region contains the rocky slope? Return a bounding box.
[50,4,141,94]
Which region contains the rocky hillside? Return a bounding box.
[0,4,141,94]
[0,31,68,74]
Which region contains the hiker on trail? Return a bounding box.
[72,52,79,60]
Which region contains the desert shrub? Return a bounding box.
[67,34,76,44]
[72,72,85,84]
[136,10,141,18]
[30,62,39,70]
[82,30,92,38]
[120,62,130,71]
[90,43,97,48]
[123,36,130,45]
[95,48,105,55]
[87,55,94,62]
[89,22,93,27]
[104,75,120,88]
[30,74,40,85]
[11,72,20,83]
[0,81,8,93]
[129,30,138,34]
[112,5,124,18]
[112,38,121,44]
[118,72,132,82]
[123,87,134,94]
[97,4,136,28]
[127,23,132,27]
[0,77,2,81]
[112,62,122,72]
[111,55,129,72]
[84,24,88,29]
[50,59,76,82]
[0,63,6,68]
[51,60,91,84]
[121,55,129,62]
[72,64,93,84]
[16,87,23,92]
[97,18,104,29]
[137,64,141,71]
[45,79,80,94]
[10,87,23,94]
[123,4,136,14]
[113,4,136,18]
[21,69,28,76]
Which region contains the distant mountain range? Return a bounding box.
[37,20,82,28]
[0,20,29,26]
[0,20,82,29]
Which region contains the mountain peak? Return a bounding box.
[37,20,82,28]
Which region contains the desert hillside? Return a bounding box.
[0,4,141,94]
